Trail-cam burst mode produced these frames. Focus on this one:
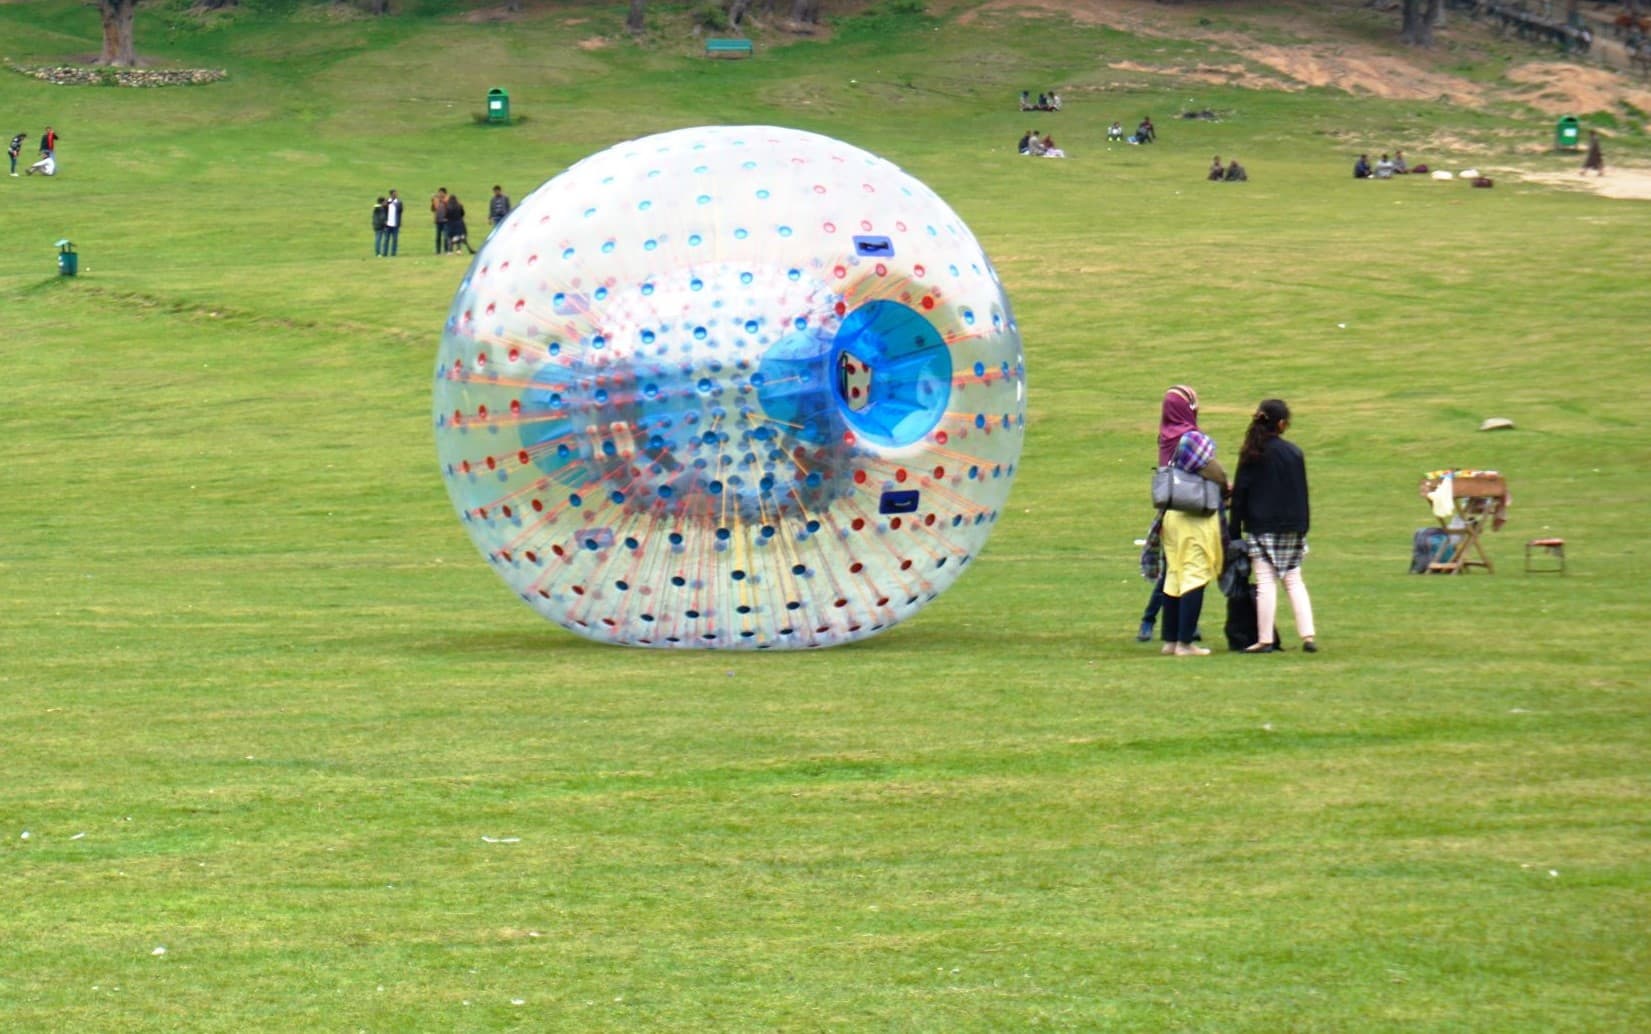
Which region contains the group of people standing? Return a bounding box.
[10,125,58,177]
[1140,385,1317,656]
[371,184,512,257]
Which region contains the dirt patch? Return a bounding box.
[1243,43,1483,105]
[1505,62,1651,115]
[967,0,1487,105]
[1516,166,1651,200]
[576,36,610,51]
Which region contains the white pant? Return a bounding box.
[1254,557,1315,644]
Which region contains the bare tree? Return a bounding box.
[93,0,140,66]
[626,0,645,34]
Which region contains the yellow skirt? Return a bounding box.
[1162,509,1222,596]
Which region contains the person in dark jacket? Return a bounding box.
[1230,398,1317,653]
[372,196,389,256]
[489,184,512,229]
[444,192,474,254]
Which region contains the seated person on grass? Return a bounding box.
[1223,158,1247,182]
[1208,155,1224,181]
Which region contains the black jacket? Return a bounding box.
[1231,436,1309,539]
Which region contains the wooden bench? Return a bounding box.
[705,38,754,58]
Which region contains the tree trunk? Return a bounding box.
[1401,0,1434,45]
[626,0,645,34]
[727,0,750,27]
[790,0,820,25]
[1425,0,1442,31]
[97,0,139,67]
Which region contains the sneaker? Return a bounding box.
[1174,644,1211,656]
[1136,620,1154,642]
[1303,640,1319,653]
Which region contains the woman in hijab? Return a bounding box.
[1138,385,1203,642]
[1158,407,1228,656]
[1230,398,1316,653]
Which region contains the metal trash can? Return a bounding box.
[56,238,77,277]
[486,87,510,125]
[1556,115,1581,150]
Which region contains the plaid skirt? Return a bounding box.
[1249,532,1307,572]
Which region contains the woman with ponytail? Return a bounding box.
[1230,399,1317,653]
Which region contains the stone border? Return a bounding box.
[5,61,227,86]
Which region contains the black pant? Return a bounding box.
[1161,585,1205,644]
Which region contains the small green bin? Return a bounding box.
[56,239,77,277]
[486,87,510,125]
[1556,115,1581,150]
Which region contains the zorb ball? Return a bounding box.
[433,126,1025,649]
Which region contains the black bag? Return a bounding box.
[1221,538,1279,651]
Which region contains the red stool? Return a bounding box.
[1525,538,1565,574]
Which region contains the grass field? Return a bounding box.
[3,0,1650,1029]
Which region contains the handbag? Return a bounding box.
[1151,465,1220,516]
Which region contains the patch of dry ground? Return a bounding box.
[1506,62,1651,116]
[967,0,1648,113]
[1516,167,1651,200]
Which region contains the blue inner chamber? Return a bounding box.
[757,299,951,449]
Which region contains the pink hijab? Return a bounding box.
[1157,385,1199,465]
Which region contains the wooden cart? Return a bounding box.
[1418,471,1509,574]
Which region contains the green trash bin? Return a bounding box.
[486,87,510,125]
[56,239,77,277]
[1556,115,1581,150]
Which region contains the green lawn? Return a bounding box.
[2,1,1648,1030]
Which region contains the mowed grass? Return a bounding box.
[2,0,1649,1029]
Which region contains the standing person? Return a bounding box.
[383,189,403,256]
[431,188,450,254]
[372,196,389,257]
[8,133,24,176]
[488,184,511,230]
[39,125,58,157]
[1159,421,1227,657]
[1138,385,1202,642]
[1582,131,1604,176]
[1230,399,1316,654]
[444,192,474,254]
